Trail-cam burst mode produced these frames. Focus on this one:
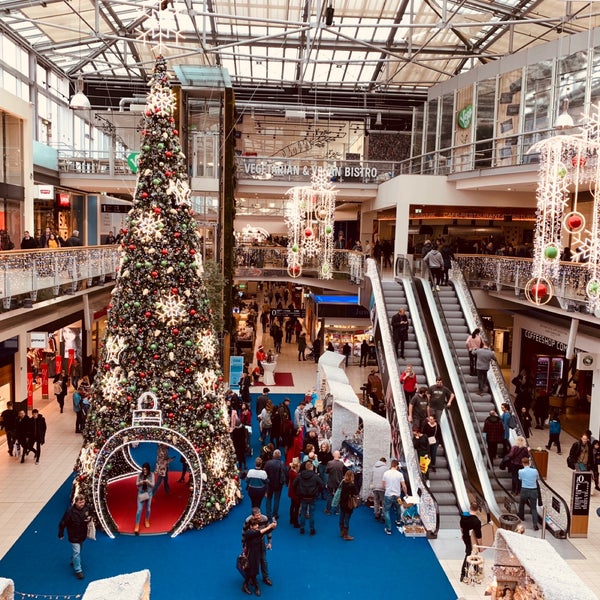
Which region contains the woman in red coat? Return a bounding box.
[287,458,301,527]
[286,427,303,465]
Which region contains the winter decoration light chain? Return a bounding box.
[285,169,336,278]
[528,105,600,311]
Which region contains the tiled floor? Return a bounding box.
[1,297,600,598]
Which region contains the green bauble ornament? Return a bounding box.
[120,421,127,427]
[135,262,142,268]
[185,340,193,347]
[325,225,332,234]
[206,502,212,507]
[557,166,567,178]
[210,496,216,502]
[134,301,140,308]
[195,421,201,427]
[161,260,168,267]
[124,303,130,309]
[292,244,298,253]
[150,343,157,350]
[181,223,187,230]
[179,261,186,267]
[158,142,164,149]
[153,178,161,185]
[144,261,152,268]
[544,246,558,259]
[136,346,143,352]
[163,381,170,388]
[143,145,150,151]
[168,343,174,349]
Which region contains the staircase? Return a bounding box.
[382,279,460,529]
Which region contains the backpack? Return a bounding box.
[508,413,518,429]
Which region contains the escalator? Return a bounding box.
[381,277,466,530]
[429,281,514,506]
[415,266,572,536]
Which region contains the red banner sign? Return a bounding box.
[41,362,49,399]
[55,354,63,374]
[68,348,75,378]
[27,372,33,408]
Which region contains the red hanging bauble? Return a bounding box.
[531,283,547,298]
[566,214,583,230]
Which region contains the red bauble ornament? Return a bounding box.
[531,283,547,298]
[190,249,196,255]
[151,271,159,278]
[139,372,146,378]
[161,248,168,255]
[292,265,300,275]
[104,363,111,370]
[166,151,172,157]
[171,287,178,294]
[173,129,179,135]
[153,354,160,360]
[168,413,174,419]
[205,403,212,409]
[571,155,587,167]
[190,309,196,316]
[145,311,152,318]
[142,192,148,199]
[185,368,191,374]
[174,232,181,238]
[153,207,161,214]
[93,448,99,454]
[304,228,313,237]
[172,328,180,335]
[165,170,172,177]
[567,214,583,230]
[129,244,136,250]
[172,393,179,400]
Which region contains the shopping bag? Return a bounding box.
[419,455,431,474]
[87,520,96,541]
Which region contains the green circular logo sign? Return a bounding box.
[458,104,473,129]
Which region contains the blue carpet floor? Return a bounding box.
[0,393,457,599]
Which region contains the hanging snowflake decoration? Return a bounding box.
[302,237,321,258]
[197,330,217,359]
[132,214,164,244]
[137,1,184,45]
[155,294,187,326]
[104,334,127,364]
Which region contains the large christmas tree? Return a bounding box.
[73,55,240,532]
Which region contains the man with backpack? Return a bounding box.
[423,244,444,290]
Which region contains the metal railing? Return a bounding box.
[234,245,365,283]
[0,246,121,309]
[455,254,591,310]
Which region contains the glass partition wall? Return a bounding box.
[414,35,600,176]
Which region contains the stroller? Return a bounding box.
[305,346,315,360]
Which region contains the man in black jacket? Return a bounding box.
[29,409,47,464]
[292,460,324,535]
[58,495,93,579]
[0,401,17,456]
[15,410,31,464]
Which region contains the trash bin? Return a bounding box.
[499,513,522,531]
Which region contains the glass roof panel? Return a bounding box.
[0,0,598,108]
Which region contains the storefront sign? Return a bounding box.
[571,471,592,516]
[28,331,48,348]
[271,308,305,318]
[522,328,583,354]
[35,185,54,199]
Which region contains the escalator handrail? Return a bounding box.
[451,261,572,534]
[366,258,440,535]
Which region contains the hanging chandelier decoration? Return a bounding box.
[284,169,337,279]
[529,105,600,311]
